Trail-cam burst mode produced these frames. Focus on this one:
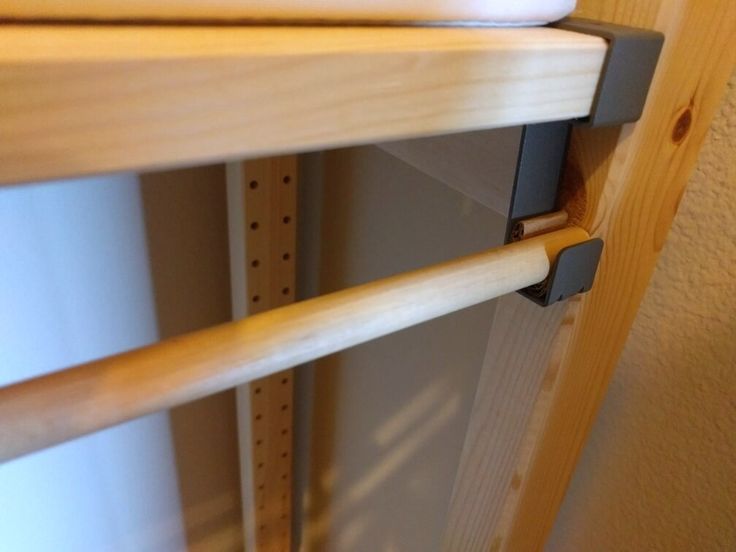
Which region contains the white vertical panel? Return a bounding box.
[0,175,186,552]
[226,162,258,552]
[298,145,508,551]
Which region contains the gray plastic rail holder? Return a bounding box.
[504,19,663,306]
[554,18,665,127]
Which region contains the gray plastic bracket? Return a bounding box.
[504,121,571,243]
[520,239,604,307]
[504,122,604,307]
[554,18,664,127]
[501,19,663,305]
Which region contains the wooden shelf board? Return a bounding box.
[0,25,605,184]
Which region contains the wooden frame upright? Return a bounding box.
[444,2,736,551]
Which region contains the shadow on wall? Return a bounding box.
[139,165,244,552]
[299,146,505,551]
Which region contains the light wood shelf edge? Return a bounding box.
[0,25,605,185]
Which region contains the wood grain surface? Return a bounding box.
[0,227,588,462]
[240,157,298,552]
[444,2,736,551]
[0,25,605,185]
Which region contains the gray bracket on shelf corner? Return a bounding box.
[503,18,663,306]
[504,121,604,307]
[554,18,664,127]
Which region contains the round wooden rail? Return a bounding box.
[0,226,588,462]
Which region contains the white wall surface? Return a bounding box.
[0,175,187,552]
[548,74,736,551]
[297,144,508,552]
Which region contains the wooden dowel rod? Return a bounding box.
[0,227,588,462]
[511,210,570,241]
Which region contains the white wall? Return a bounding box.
[548,75,736,551]
[297,144,508,551]
[0,175,187,552]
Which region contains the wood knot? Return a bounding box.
[671,107,692,144]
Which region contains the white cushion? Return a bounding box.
[223,0,577,25]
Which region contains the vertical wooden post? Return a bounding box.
[228,156,298,552]
[444,2,736,551]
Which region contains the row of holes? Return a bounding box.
[250,175,291,189]
[252,288,290,303]
[249,176,291,304]
[254,427,289,446]
[250,215,291,230]
[253,401,290,419]
[251,252,291,303]
[252,252,290,268]
[253,375,291,493]
[248,175,293,231]
[247,176,293,542]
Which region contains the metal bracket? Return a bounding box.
[554,18,664,127]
